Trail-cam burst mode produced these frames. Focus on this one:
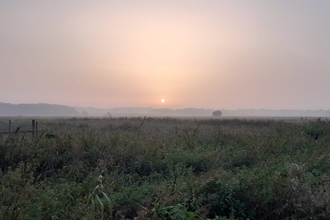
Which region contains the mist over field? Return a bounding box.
[1,102,330,117]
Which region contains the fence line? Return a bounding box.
[0,119,38,139]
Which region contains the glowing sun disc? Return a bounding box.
[161,99,165,103]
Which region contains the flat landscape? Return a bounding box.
[1,116,330,219]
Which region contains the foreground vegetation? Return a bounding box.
[1,116,330,219]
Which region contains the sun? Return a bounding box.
[161,99,165,103]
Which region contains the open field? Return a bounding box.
[1,116,330,219]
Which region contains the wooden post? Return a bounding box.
[35,121,38,139]
[32,120,35,138]
[9,120,11,132]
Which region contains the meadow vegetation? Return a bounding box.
[1,116,330,219]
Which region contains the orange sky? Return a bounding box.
[1,1,330,110]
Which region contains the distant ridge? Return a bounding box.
[0,102,79,116]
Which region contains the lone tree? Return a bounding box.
[212,110,222,117]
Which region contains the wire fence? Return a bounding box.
[0,119,38,139]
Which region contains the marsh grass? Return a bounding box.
[1,117,330,219]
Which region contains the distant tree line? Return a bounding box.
[0,102,79,116]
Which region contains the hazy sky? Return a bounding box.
[1,1,330,110]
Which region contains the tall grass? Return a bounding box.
[1,117,330,219]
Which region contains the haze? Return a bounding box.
[1,1,330,110]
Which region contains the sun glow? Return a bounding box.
[161,99,165,103]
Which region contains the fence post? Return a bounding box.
[9,120,11,132]
[32,120,35,138]
[35,121,38,139]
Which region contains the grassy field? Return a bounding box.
[1,116,330,219]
